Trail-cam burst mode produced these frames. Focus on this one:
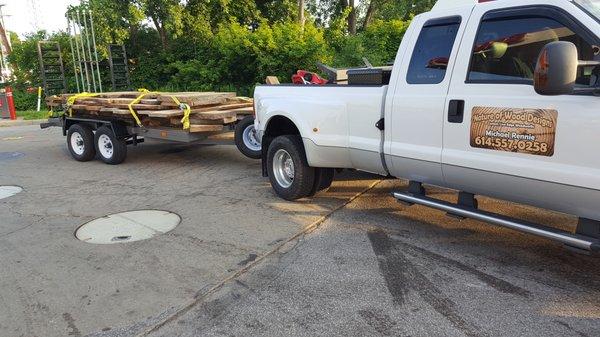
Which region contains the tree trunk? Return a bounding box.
[298,0,305,29]
[348,0,357,35]
[0,20,12,55]
[150,16,168,49]
[363,0,375,30]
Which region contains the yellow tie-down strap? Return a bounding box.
[66,92,100,117]
[129,89,191,130]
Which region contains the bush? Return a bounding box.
[12,89,40,111]
[326,18,411,68]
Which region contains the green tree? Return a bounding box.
[134,0,184,49]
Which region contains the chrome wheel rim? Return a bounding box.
[70,132,85,155]
[242,124,261,152]
[273,149,294,188]
[98,134,114,159]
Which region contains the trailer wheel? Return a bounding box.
[309,168,335,197]
[267,135,315,201]
[235,116,261,159]
[67,124,96,162]
[94,126,127,165]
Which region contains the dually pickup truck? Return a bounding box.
[254,0,600,252]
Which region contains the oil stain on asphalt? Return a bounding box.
[367,229,483,337]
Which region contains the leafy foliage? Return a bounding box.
[6,0,433,110]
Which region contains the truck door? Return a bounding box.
[386,10,469,186]
[442,0,600,218]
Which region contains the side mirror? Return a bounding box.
[534,41,578,96]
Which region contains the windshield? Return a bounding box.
[574,0,600,23]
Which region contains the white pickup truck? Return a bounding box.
[254,0,600,252]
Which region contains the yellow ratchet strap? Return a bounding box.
[66,92,100,117]
[128,89,155,127]
[132,89,191,130]
[173,97,191,130]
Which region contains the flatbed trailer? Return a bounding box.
[40,111,261,164]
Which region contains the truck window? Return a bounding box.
[468,16,597,86]
[406,17,461,85]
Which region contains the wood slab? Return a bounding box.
[189,124,224,133]
[158,92,236,107]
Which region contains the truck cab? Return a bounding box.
[254,0,600,252]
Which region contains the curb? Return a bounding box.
[0,119,46,128]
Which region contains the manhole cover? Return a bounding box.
[0,152,25,161]
[0,186,23,200]
[75,210,181,244]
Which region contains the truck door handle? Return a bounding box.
[448,100,465,123]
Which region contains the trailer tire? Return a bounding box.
[267,135,315,201]
[95,126,127,165]
[67,124,96,162]
[235,116,262,159]
[309,168,335,196]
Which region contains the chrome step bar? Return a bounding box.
[393,191,600,252]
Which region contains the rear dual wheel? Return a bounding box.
[267,135,334,201]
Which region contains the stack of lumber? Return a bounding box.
[46,91,254,133]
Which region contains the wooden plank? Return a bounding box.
[193,110,237,120]
[173,116,236,125]
[141,104,250,118]
[229,107,254,115]
[266,76,280,85]
[226,96,253,104]
[76,97,161,105]
[214,103,253,110]
[158,92,236,107]
[100,108,133,116]
[140,110,183,118]
[71,104,102,112]
[188,124,223,133]
[97,91,152,99]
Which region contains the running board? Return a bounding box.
[393,191,600,253]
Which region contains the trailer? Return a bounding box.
[41,91,261,164]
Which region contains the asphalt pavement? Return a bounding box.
[1,125,599,337]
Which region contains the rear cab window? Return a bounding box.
[406,17,462,84]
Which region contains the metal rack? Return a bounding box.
[37,41,67,96]
[108,44,131,91]
[67,9,102,93]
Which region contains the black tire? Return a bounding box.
[234,116,262,159]
[308,168,335,196]
[67,124,96,162]
[267,135,316,201]
[94,126,127,165]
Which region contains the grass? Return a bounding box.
[16,110,49,120]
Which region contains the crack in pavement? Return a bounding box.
[134,179,383,337]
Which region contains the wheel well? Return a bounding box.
[64,119,129,139]
[265,115,300,137]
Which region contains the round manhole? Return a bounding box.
[0,186,23,200]
[75,210,181,244]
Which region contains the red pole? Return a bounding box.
[5,86,16,120]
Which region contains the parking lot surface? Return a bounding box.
[1,125,599,336]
